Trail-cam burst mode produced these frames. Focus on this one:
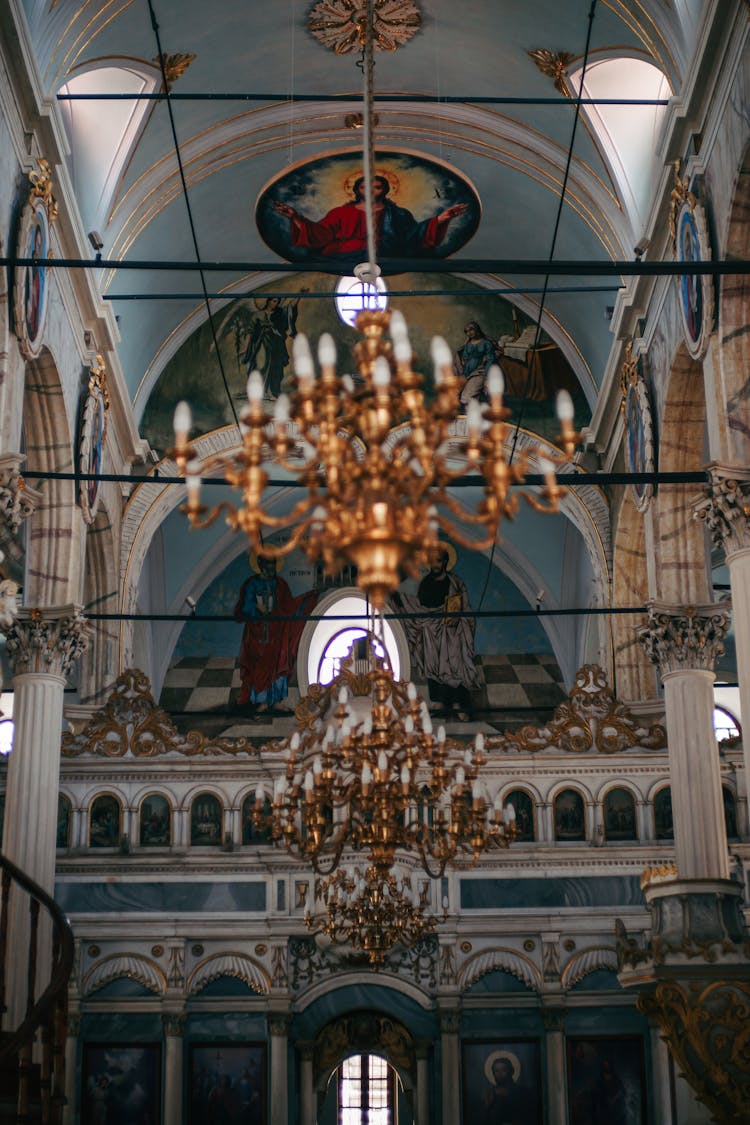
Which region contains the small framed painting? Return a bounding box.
[81,1043,161,1125]
[188,1042,266,1124]
[79,355,110,524]
[566,1035,646,1124]
[620,343,655,513]
[461,1039,542,1124]
[670,163,714,360]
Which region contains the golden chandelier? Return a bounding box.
[305,864,437,968]
[252,644,518,877]
[172,309,578,608]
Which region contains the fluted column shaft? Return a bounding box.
[2,608,88,1025]
[415,1042,430,1125]
[269,1014,291,1125]
[695,465,750,817]
[638,603,730,880]
[62,1013,80,1125]
[163,1014,186,1125]
[543,1010,566,1125]
[439,1009,460,1125]
[299,1042,315,1125]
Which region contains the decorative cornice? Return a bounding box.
[456,946,541,992]
[5,607,89,677]
[307,0,421,55]
[527,48,575,95]
[82,952,166,997]
[694,462,750,556]
[637,603,729,676]
[187,952,270,996]
[487,664,666,753]
[61,668,256,757]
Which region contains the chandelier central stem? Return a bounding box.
[360,0,379,284]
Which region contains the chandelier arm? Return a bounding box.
[183,499,235,530]
[236,501,316,544]
[522,486,566,513]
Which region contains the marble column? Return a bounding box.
[2,607,89,1024]
[298,1041,315,1125]
[542,1008,566,1125]
[62,1011,80,1125]
[648,1020,675,1125]
[638,603,730,880]
[162,1013,186,1125]
[415,1040,430,1125]
[695,464,750,813]
[269,1013,291,1125]
[438,1009,460,1125]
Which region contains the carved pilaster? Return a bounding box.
[0,455,41,544]
[268,1013,292,1037]
[5,606,89,677]
[637,602,729,676]
[694,463,750,556]
[66,1013,81,1038]
[438,1009,461,1035]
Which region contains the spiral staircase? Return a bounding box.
[0,855,73,1124]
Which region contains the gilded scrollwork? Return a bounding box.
[527,48,575,95]
[638,979,750,1124]
[487,664,666,753]
[61,668,256,757]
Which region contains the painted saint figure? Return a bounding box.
[393,545,480,721]
[272,174,467,264]
[484,1055,525,1125]
[234,555,318,714]
[241,292,305,399]
[24,221,44,341]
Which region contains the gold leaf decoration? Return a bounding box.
[308,0,421,55]
[527,48,575,95]
[153,52,196,91]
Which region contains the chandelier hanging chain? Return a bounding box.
[360,0,378,284]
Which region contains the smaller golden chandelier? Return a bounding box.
[172,309,578,608]
[253,642,518,877]
[306,864,437,968]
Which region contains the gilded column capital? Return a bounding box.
[0,454,42,543]
[5,606,90,677]
[637,602,729,676]
[694,462,750,556]
[438,1009,461,1035]
[268,1012,292,1037]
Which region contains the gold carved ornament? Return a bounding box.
[153,52,196,91]
[668,159,696,247]
[88,354,110,410]
[488,664,666,753]
[638,980,750,1125]
[28,157,58,222]
[527,48,576,95]
[61,668,255,757]
[307,0,422,55]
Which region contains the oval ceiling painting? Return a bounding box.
[256,148,480,270]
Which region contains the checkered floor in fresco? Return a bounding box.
[160,652,567,739]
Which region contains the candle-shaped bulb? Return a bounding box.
[274,394,290,424]
[556,388,575,421]
[455,765,465,787]
[475,732,485,753]
[173,401,192,442]
[377,750,388,773]
[247,371,264,403]
[373,356,391,388]
[407,681,417,701]
[293,334,314,387]
[185,459,202,502]
[338,687,348,705]
[390,309,408,341]
[318,333,336,367]
[430,336,451,368]
[467,398,482,437]
[486,364,505,400]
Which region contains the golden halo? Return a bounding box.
[427,540,457,572]
[248,550,282,575]
[343,167,401,199]
[484,1050,521,1085]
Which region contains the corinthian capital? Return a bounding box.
[637,603,730,677]
[5,606,90,677]
[694,462,750,556]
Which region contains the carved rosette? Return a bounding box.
[694,463,750,557]
[638,979,750,1123]
[5,608,89,677]
[637,603,729,676]
[308,0,421,54]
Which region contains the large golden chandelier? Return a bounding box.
[252,644,518,876]
[305,864,437,968]
[172,310,578,608]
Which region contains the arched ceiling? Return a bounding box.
[18,0,702,427]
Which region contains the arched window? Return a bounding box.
[299,588,408,693]
[723,787,739,840]
[554,789,585,841]
[190,794,222,846]
[56,794,71,848]
[505,790,535,841]
[337,1053,396,1125]
[714,706,740,744]
[654,787,674,841]
[603,787,637,842]
[139,794,171,847]
[242,792,273,844]
[89,794,121,847]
